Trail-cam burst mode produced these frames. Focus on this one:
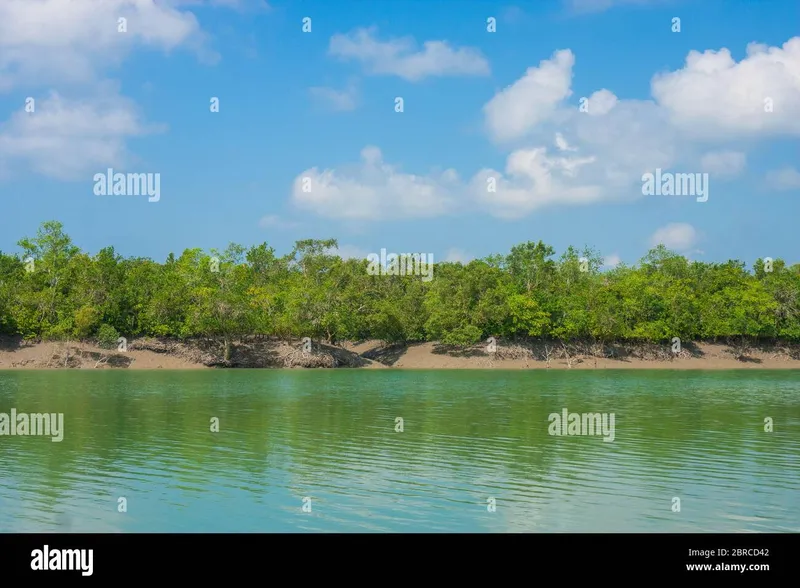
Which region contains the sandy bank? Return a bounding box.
[1,337,800,370]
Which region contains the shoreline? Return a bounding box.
[1,337,800,370]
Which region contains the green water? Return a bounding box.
[0,370,798,532]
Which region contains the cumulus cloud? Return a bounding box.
[0,0,236,181]
[471,146,603,218]
[484,37,800,146]
[651,38,800,138]
[583,89,618,116]
[328,26,490,81]
[483,49,574,142]
[478,49,681,219]
[294,36,799,221]
[649,223,698,251]
[765,167,800,190]
[700,151,746,178]
[0,89,163,180]
[291,146,459,220]
[469,36,800,218]
[575,98,680,178]
[0,0,217,91]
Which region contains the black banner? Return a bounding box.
[0,533,791,580]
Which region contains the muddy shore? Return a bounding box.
[1,336,800,370]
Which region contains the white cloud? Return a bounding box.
[444,249,473,264]
[469,36,800,218]
[554,132,577,151]
[294,37,800,222]
[583,89,618,116]
[0,89,163,180]
[765,167,800,190]
[309,82,358,112]
[328,26,490,82]
[651,38,800,138]
[470,146,603,218]
[291,146,459,220]
[483,49,574,142]
[700,151,746,178]
[0,0,217,91]
[602,253,621,267]
[0,0,232,182]
[574,98,681,179]
[649,223,698,251]
[486,37,799,149]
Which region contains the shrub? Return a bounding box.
[96,324,120,350]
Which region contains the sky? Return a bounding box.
[0,0,798,268]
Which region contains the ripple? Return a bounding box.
[1,369,798,532]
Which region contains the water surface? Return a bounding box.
[0,370,798,532]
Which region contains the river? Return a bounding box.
[0,370,797,532]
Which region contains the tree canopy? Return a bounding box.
[1,221,797,347]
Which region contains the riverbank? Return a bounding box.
[1,336,799,369]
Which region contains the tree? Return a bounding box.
[186,244,251,362]
[15,221,80,338]
[506,241,556,294]
[1,220,798,355]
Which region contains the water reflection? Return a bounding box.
[0,370,798,532]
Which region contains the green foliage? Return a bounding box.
[0,221,798,346]
[506,294,550,337]
[441,324,483,347]
[96,324,120,349]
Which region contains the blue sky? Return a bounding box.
[0,0,798,268]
